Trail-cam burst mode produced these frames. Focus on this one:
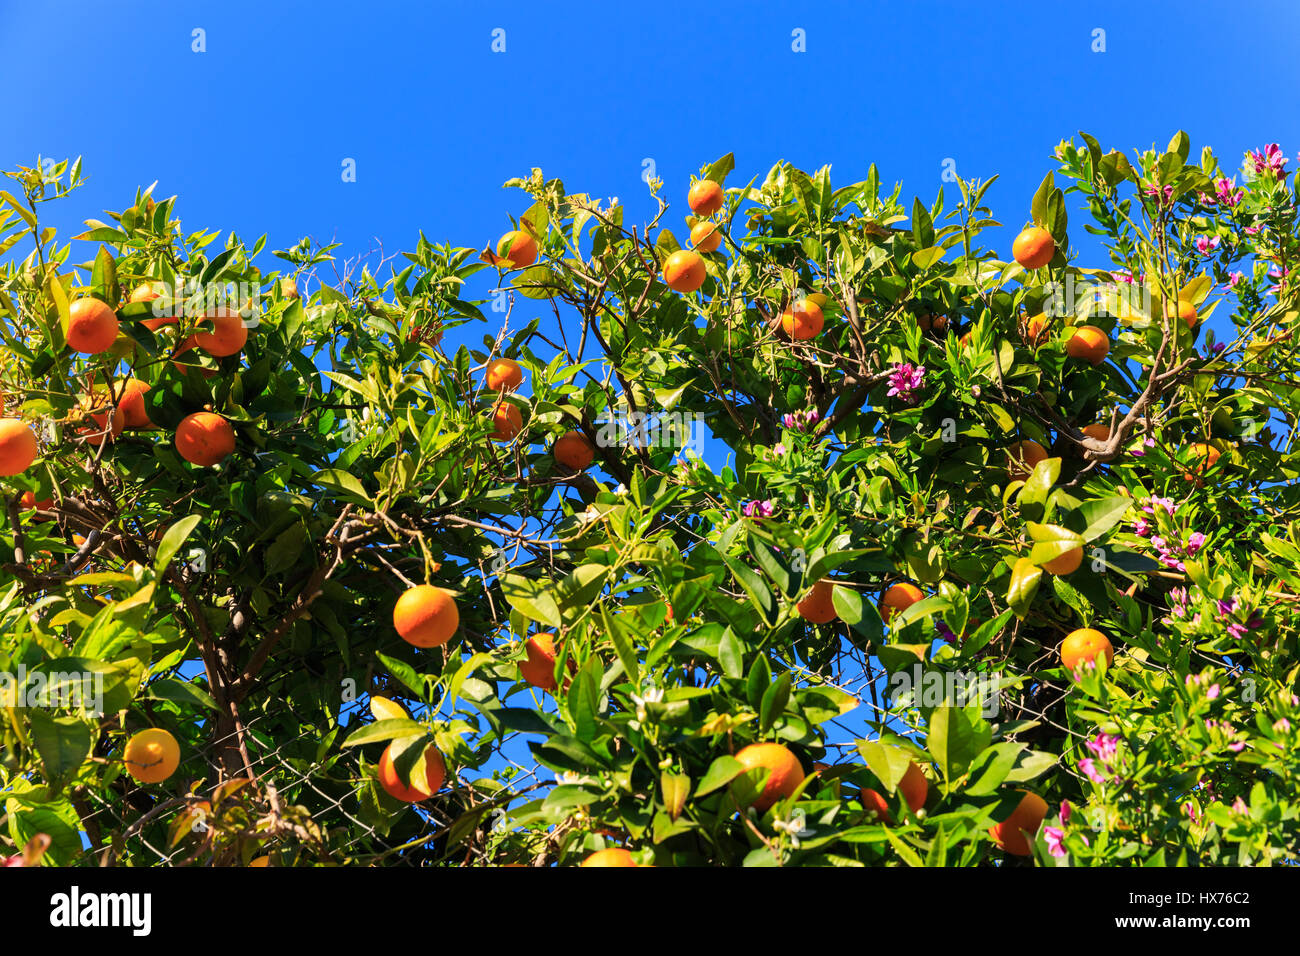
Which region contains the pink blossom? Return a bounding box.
[1078,757,1107,784]
[1059,800,1072,824]
[1194,235,1221,255]
[1215,177,1245,206]
[1043,826,1067,858]
[1086,733,1120,762]
[1249,143,1288,180]
[886,363,926,404]
[1228,271,1245,288]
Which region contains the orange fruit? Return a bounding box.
[485,358,523,392]
[581,848,637,867]
[917,313,949,334]
[20,491,52,511]
[131,283,178,332]
[191,309,248,358]
[520,633,558,690]
[1012,227,1055,269]
[687,179,724,216]
[1022,312,1049,345]
[989,790,1048,856]
[248,856,271,867]
[1080,423,1110,441]
[115,379,152,429]
[0,419,38,475]
[489,403,522,441]
[781,300,825,341]
[864,762,929,821]
[796,579,839,623]
[408,323,443,347]
[1065,325,1109,365]
[689,221,722,253]
[1060,627,1113,672]
[496,230,538,269]
[393,584,459,648]
[1184,443,1220,479]
[733,742,805,812]
[553,430,595,471]
[1041,546,1083,575]
[66,297,120,354]
[124,728,180,784]
[1005,439,1048,481]
[662,250,706,294]
[77,398,125,447]
[1165,299,1197,329]
[880,582,924,624]
[175,412,235,466]
[377,742,446,802]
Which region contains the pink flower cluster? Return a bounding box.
[1215,595,1265,642]
[1194,235,1221,256]
[1149,532,1206,571]
[886,363,926,404]
[782,408,820,431]
[1042,800,1090,858]
[742,499,776,519]
[1078,732,1121,785]
[1133,495,1175,536]
[1249,143,1290,181]
[1201,177,1245,207]
[1204,718,1246,753]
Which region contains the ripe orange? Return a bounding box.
[77,398,125,447]
[553,430,596,471]
[485,358,523,392]
[781,299,825,341]
[1080,423,1110,441]
[191,310,248,358]
[689,221,722,253]
[1022,312,1049,345]
[20,491,52,511]
[687,179,724,217]
[864,762,929,821]
[496,230,538,269]
[1012,227,1055,269]
[1005,439,1048,481]
[124,728,180,784]
[581,848,637,867]
[131,283,178,332]
[248,856,271,867]
[1165,299,1198,329]
[115,379,152,429]
[989,790,1048,856]
[1184,442,1220,479]
[175,412,235,466]
[0,419,38,475]
[489,402,522,441]
[733,742,805,812]
[520,633,558,690]
[1042,546,1083,575]
[1060,627,1113,672]
[1065,325,1110,365]
[663,250,706,294]
[393,584,459,648]
[377,742,446,802]
[796,579,839,623]
[917,313,949,334]
[880,582,924,624]
[66,298,120,353]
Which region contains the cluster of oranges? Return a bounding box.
[481,355,596,471]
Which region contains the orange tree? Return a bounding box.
[0,132,1298,867]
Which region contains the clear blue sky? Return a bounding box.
[7,0,1298,849]
[5,0,1299,287]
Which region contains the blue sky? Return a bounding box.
[6,0,1298,851]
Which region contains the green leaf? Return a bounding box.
[695,755,746,797]
[855,739,916,792]
[760,671,793,731]
[602,607,640,685]
[927,705,992,783]
[27,710,93,791]
[963,742,1024,797]
[1006,558,1043,619]
[1078,496,1133,542]
[310,468,371,503]
[341,718,427,747]
[499,573,563,628]
[145,677,218,711]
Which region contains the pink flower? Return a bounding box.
[1228,271,1245,288]
[1207,683,1221,700]
[1215,177,1245,206]
[886,363,927,404]
[1078,757,1107,784]
[1184,532,1206,555]
[1134,517,1152,538]
[1043,826,1067,858]
[1086,733,1120,762]
[742,499,776,519]
[1059,800,1072,824]
[1141,496,1175,516]
[1194,235,1221,255]
[1249,143,1288,180]
[1232,796,1248,814]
